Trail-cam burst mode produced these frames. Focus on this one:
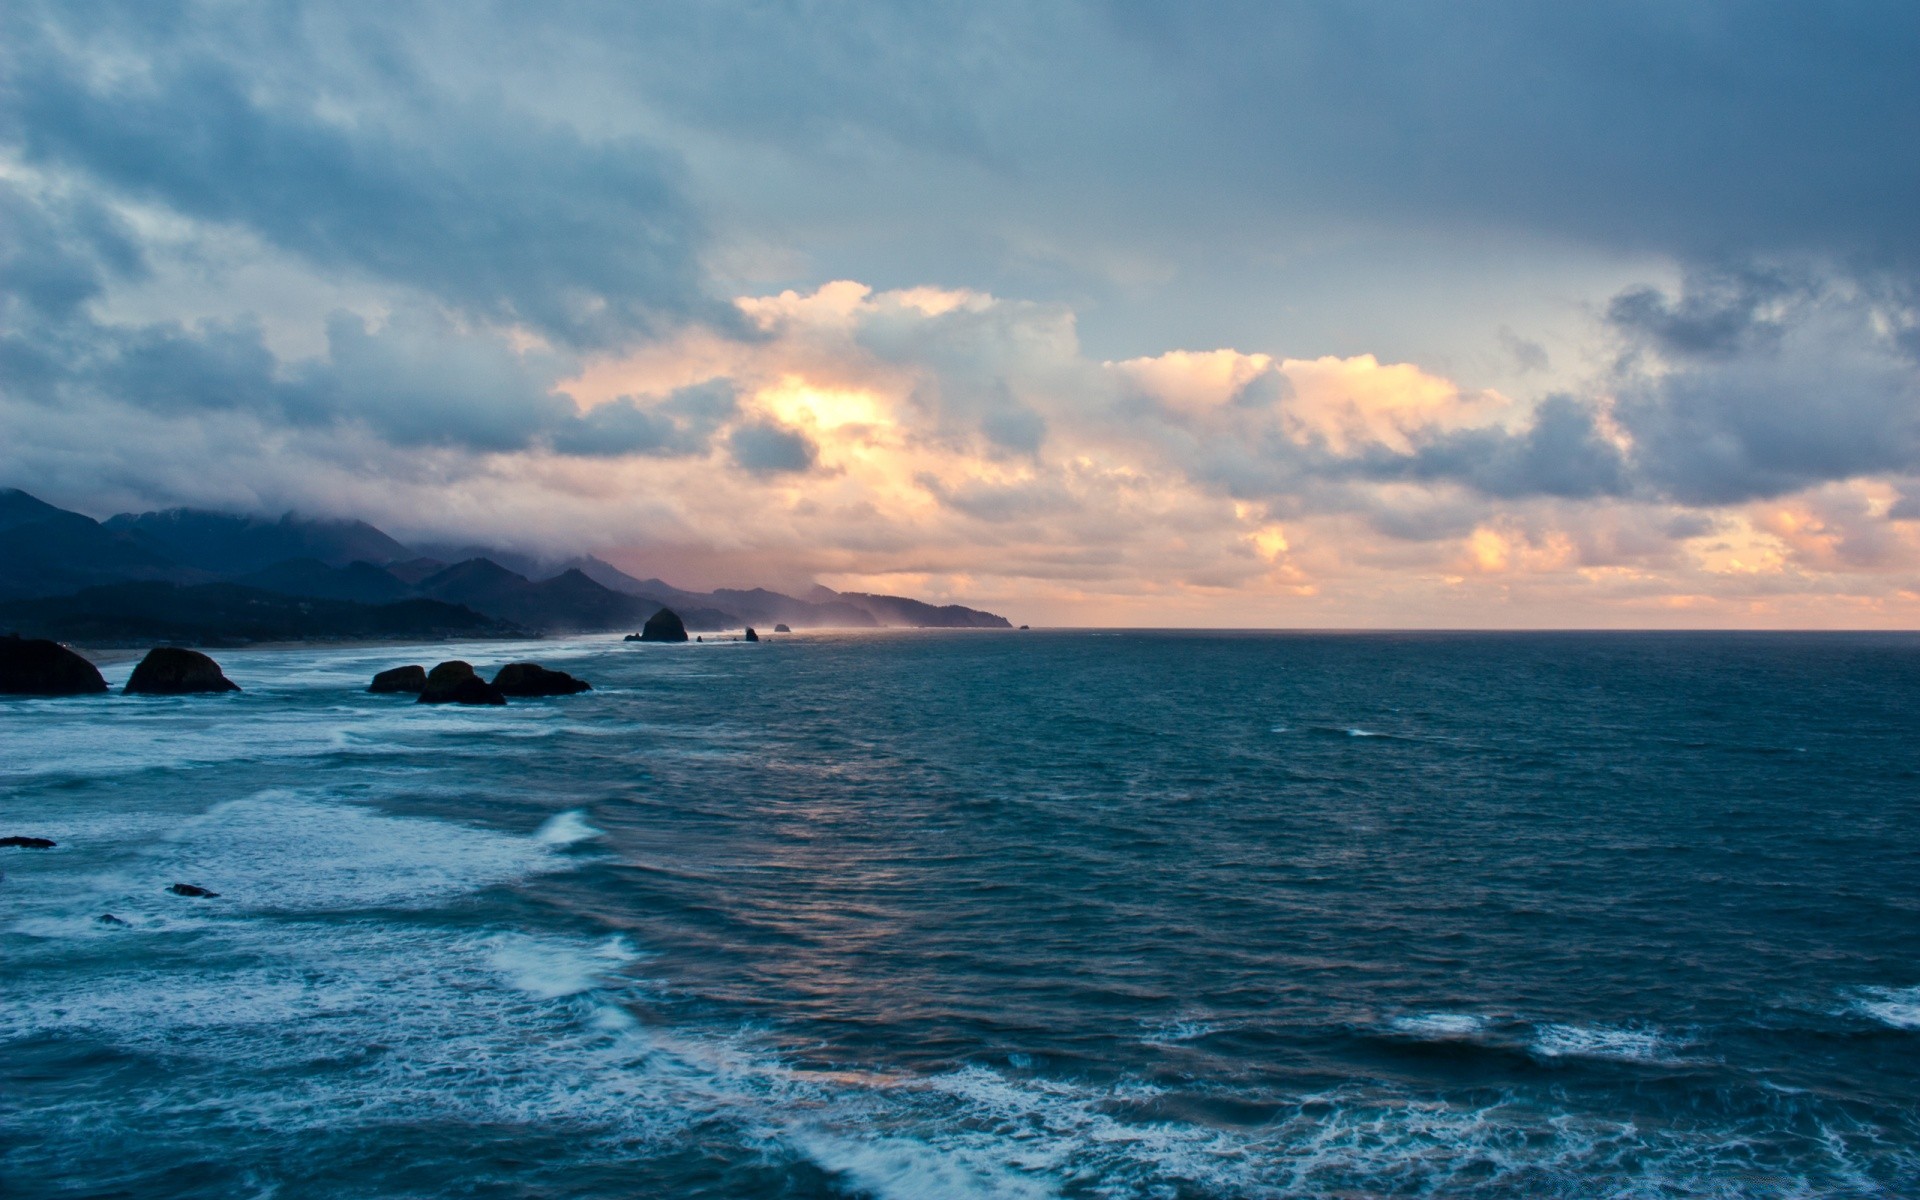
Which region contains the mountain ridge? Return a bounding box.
[0,489,1013,641]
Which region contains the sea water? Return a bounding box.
[3,630,1917,1197]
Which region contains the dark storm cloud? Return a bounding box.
[1605,275,1920,505]
[549,382,739,459]
[0,181,731,458]
[1388,397,1629,500]
[2,3,720,347]
[1095,1,1920,272]
[728,421,819,475]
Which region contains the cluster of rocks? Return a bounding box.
[3,633,594,708]
[1,635,237,696]
[621,607,777,645]
[367,659,591,705]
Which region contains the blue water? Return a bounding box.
[4,630,1919,1197]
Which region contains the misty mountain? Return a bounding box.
[236,558,415,605]
[815,587,1013,629]
[0,488,189,601]
[709,587,879,629]
[0,489,1014,638]
[415,560,670,634]
[102,508,413,574]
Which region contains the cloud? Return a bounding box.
[5,3,1920,625]
[4,3,720,347]
[1608,274,1920,504]
[728,420,819,474]
[550,381,738,459]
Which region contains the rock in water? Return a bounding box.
[1,836,56,848]
[168,883,219,898]
[369,664,428,693]
[492,662,591,697]
[125,647,239,694]
[623,633,642,641]
[0,635,108,695]
[638,607,688,642]
[96,913,129,927]
[744,627,760,642]
[417,660,506,705]
[773,623,791,633]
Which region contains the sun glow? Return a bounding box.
[757,376,890,431]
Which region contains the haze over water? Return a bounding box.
[4,631,1919,1197]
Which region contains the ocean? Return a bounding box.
[3,630,1918,1198]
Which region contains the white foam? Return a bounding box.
[1346,727,1385,738]
[1530,1023,1681,1063]
[1140,1017,1216,1044]
[1853,985,1920,1029]
[156,792,562,912]
[488,932,637,999]
[535,809,601,846]
[1388,1012,1489,1039]
[794,1131,1058,1200]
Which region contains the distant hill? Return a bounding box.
[815,587,1013,629]
[236,558,415,604]
[0,488,189,601]
[102,508,413,574]
[0,582,514,646]
[416,559,686,633]
[0,488,1016,639]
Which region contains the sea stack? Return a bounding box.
[638,607,689,642]
[492,663,591,696]
[417,660,506,705]
[125,647,239,694]
[369,664,428,693]
[774,623,791,633]
[744,627,760,642]
[0,635,108,695]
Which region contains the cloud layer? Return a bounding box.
[2,1,1918,625]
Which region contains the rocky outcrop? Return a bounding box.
[1,836,56,848]
[773,623,791,633]
[97,913,129,927]
[637,607,688,642]
[744,627,759,642]
[492,662,591,697]
[369,664,427,693]
[417,660,506,705]
[168,883,219,898]
[0,634,108,695]
[125,647,239,694]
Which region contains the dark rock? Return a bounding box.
[0,634,108,695]
[168,883,219,898]
[744,627,759,642]
[369,664,427,693]
[696,636,702,642]
[638,607,689,642]
[773,623,791,633]
[125,647,239,694]
[492,662,591,697]
[1020,625,1030,630]
[97,913,129,927]
[417,660,506,705]
[623,632,641,641]
[1,836,56,849]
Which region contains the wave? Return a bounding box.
[535,808,602,846]
[1851,985,1920,1030]
[1529,1023,1686,1064]
[1139,1017,1217,1044]
[1387,1011,1492,1040]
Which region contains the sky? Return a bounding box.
[3,1,1919,627]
